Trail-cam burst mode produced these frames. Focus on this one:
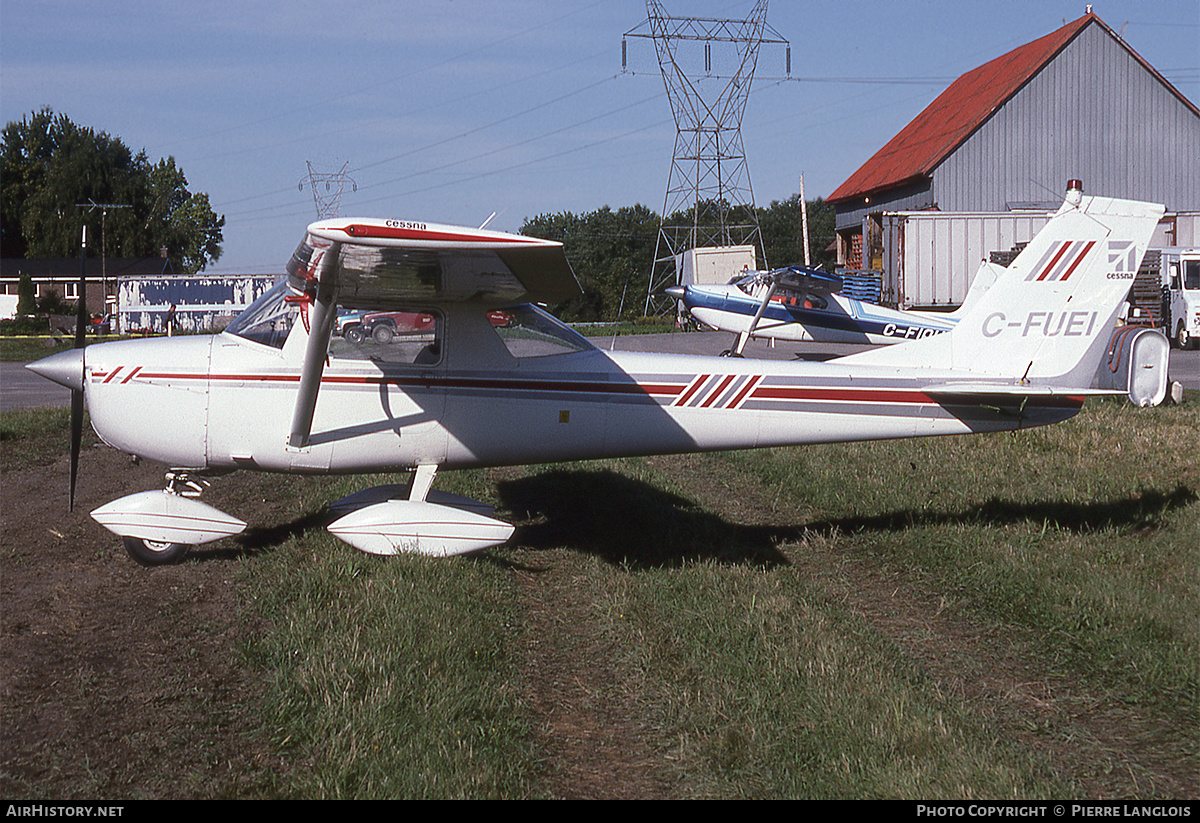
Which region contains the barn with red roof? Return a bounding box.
[828,10,1200,307]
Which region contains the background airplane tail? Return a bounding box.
[839,184,1164,389]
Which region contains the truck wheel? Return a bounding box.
[1178,322,1194,351]
[123,536,191,566]
[345,326,363,344]
[372,324,394,344]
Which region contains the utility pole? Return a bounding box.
[76,199,131,317]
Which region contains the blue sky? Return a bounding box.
[3,0,1197,273]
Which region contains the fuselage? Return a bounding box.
[77,300,1079,475]
[681,282,957,345]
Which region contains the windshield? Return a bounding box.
[224,280,297,348]
[1184,260,1199,291]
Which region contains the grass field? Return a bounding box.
[3,397,1196,798]
[234,399,1199,797]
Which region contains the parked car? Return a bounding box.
[336,309,371,343]
[360,311,435,344]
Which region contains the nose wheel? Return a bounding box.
[122,536,190,566]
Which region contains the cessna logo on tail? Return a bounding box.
[1106,240,1138,279]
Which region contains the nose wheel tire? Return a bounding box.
[123,536,191,566]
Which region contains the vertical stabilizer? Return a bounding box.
[838,182,1164,388]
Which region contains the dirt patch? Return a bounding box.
[0,442,285,798]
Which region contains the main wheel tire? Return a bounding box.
[123,536,191,566]
[372,324,394,344]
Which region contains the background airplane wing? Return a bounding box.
[296,218,581,307]
[770,265,843,294]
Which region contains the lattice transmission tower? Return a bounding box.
[624,1,788,314]
[299,161,358,218]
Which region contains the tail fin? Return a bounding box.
[839,183,1164,388]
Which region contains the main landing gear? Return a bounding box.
[92,465,516,565]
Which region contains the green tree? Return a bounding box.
[523,204,659,322]
[16,271,36,315]
[757,195,836,271]
[2,108,224,272]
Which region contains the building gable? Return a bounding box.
[829,12,1199,207]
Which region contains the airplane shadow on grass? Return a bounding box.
[494,468,1197,571]
[495,468,794,570]
[191,471,1194,568]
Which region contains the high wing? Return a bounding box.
[293,218,581,308]
[284,218,581,448]
[761,264,844,294]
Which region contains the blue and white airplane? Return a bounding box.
[667,259,1004,356]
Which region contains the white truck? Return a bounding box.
[1159,248,1200,350]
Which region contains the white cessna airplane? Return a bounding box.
[27,182,1162,565]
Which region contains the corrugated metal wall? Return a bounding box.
[933,26,1200,212]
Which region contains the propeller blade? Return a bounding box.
[69,388,83,511]
[70,224,88,511]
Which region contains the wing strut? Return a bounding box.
[732,277,778,357]
[288,243,340,449]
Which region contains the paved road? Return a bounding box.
[2,360,73,412]
[4,332,1196,412]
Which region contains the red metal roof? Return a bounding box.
[828,13,1189,205]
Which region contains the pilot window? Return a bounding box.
[328,308,442,365]
[226,281,443,365]
[776,288,827,310]
[489,304,595,358]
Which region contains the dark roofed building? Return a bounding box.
[1,256,174,317]
[829,11,1200,276]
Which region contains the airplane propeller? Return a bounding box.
[69,226,88,511]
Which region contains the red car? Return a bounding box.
[358,311,435,344]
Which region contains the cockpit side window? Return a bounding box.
[328,308,442,365]
[226,281,443,365]
[490,304,595,358]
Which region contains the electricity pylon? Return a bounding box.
[624,1,789,314]
[299,161,358,219]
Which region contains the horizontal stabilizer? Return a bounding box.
[921,383,1124,397]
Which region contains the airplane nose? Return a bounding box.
[664,286,686,299]
[26,347,85,392]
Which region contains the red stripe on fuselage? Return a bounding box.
[100,369,1084,411]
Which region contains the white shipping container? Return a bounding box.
[883,211,1052,308]
[677,245,758,287]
